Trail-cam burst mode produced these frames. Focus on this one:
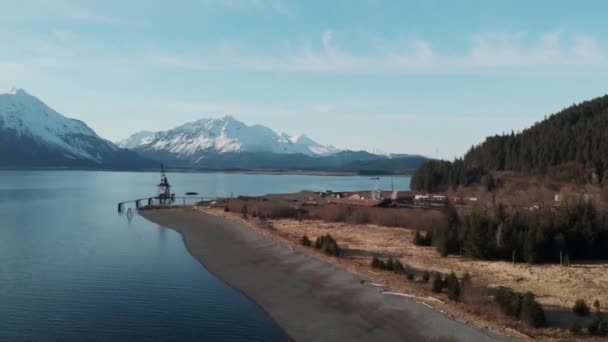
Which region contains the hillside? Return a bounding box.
[343,155,430,175]
[120,115,429,172]
[0,88,153,169]
[412,94,608,192]
[139,150,429,174]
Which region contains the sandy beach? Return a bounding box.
[140,208,512,342]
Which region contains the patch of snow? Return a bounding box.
[116,131,156,149]
[361,147,389,156]
[122,116,342,157]
[0,88,115,162]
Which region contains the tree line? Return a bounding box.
[429,202,608,263]
[411,94,608,192]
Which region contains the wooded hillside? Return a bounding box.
[412,94,608,192]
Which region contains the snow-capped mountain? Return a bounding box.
[0,88,151,168]
[287,134,339,156]
[117,131,156,149]
[117,116,341,162]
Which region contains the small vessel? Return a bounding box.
[370,177,380,180]
[185,192,199,196]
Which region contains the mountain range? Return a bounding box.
[117,116,429,172]
[0,88,428,173]
[117,116,340,164]
[0,89,151,168]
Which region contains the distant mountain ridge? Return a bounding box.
[117,116,341,164]
[0,88,152,168]
[0,88,428,172]
[118,116,430,172]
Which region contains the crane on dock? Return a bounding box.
[157,164,175,204]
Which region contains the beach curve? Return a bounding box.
[140,208,513,342]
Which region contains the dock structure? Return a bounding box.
[157,164,174,205]
[117,196,217,213]
[117,164,218,213]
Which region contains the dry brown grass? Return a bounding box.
[221,199,608,312]
[225,199,300,219]
[224,198,443,230]
[202,205,608,341]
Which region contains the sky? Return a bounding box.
[1,0,608,159]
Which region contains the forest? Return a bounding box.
[430,202,608,263]
[411,94,608,192]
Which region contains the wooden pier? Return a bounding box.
[117,196,217,213]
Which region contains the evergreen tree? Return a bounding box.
[432,273,444,293]
[411,94,608,191]
[300,235,312,247]
[434,202,461,257]
[572,299,590,316]
[446,272,461,301]
[421,271,430,283]
[386,258,395,271]
[520,292,546,328]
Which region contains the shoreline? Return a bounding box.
[0,167,411,177]
[140,208,512,342]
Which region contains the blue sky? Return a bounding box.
[2,0,608,159]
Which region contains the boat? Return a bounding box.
[185,192,199,196]
[370,177,380,180]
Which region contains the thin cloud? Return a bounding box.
[65,7,116,23]
[199,0,292,15]
[155,29,608,73]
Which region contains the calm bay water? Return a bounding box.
[0,171,410,341]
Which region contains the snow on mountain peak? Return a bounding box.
[116,131,156,149]
[0,88,113,162]
[362,147,389,156]
[6,88,23,95]
[289,134,313,144]
[119,116,342,158]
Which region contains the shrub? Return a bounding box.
[588,314,605,336]
[499,288,522,317]
[413,231,433,246]
[314,234,340,257]
[495,288,546,328]
[520,292,546,328]
[392,259,404,273]
[601,320,608,336]
[241,205,248,219]
[432,273,444,293]
[385,258,395,271]
[594,299,601,313]
[568,321,582,335]
[421,271,430,283]
[224,204,229,212]
[413,231,423,245]
[588,313,608,336]
[406,272,414,281]
[446,272,461,301]
[371,257,405,273]
[460,273,472,289]
[572,299,590,317]
[300,235,312,247]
